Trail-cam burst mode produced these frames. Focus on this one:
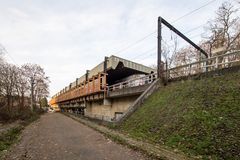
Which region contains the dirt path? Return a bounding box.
[4,113,146,160]
[66,114,189,160]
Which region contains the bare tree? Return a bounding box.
[0,45,7,107]
[0,59,5,105]
[35,77,50,107]
[22,64,50,109]
[204,1,239,55]
[15,67,29,109]
[173,46,200,66]
[0,54,4,97]
[0,63,18,111]
[170,1,240,75]
[0,45,50,117]
[163,36,179,69]
[231,20,240,50]
[0,53,3,64]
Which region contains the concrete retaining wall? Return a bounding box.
[84,96,138,121]
[114,79,161,124]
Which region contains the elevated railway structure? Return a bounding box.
[50,55,155,121]
[50,51,240,122]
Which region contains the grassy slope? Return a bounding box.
[119,71,240,159]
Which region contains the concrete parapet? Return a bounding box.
[107,84,150,98]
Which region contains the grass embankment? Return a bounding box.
[0,109,43,158]
[119,71,240,159]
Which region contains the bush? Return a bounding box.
[0,106,44,122]
[0,126,23,151]
[0,108,12,122]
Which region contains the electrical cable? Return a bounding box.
[113,0,218,56]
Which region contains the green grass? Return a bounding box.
[0,109,43,158]
[119,71,240,160]
[0,126,23,156]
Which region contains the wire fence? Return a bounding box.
[107,73,157,92]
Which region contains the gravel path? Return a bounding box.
[4,113,146,160]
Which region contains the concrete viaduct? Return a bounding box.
[49,55,156,121]
[50,51,240,121]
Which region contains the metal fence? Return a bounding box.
[107,50,240,92]
[167,50,240,79]
[107,73,157,92]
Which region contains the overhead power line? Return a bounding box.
[171,0,217,24]
[184,24,205,34]
[114,31,156,55]
[131,23,206,60]
[131,47,156,60]
[161,32,204,50]
[128,0,240,61]
[113,0,217,56]
[136,52,155,60]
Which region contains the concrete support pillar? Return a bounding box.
[104,56,109,73]
[86,70,90,81]
[104,98,112,106]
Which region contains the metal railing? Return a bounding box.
[55,73,107,103]
[107,51,240,92]
[167,50,240,79]
[107,73,157,92]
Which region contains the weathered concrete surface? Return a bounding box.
[85,96,138,121]
[115,79,160,124]
[107,84,150,98]
[3,113,146,160]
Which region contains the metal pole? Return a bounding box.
[104,56,108,73]
[158,16,209,73]
[103,56,108,99]
[157,17,162,80]
[160,17,208,58]
[85,70,89,81]
[30,77,34,112]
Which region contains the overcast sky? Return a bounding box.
[0,0,238,97]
